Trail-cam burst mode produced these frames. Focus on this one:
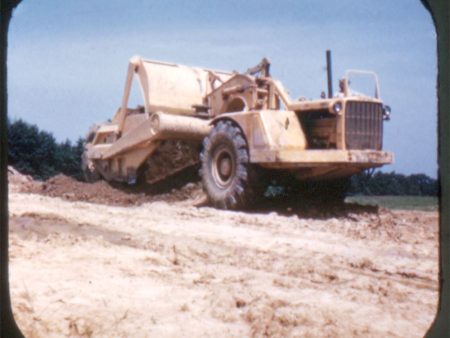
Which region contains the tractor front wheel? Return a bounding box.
[200,121,256,210]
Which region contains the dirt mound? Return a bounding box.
[24,174,206,206]
[7,166,38,193]
[19,173,377,217]
[4,166,421,224]
[11,169,377,217]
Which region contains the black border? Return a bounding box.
[424,0,450,336]
[1,1,25,337]
[0,1,447,337]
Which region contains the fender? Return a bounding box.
[211,110,308,163]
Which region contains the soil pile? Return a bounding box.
[23,174,206,206]
[15,170,377,218]
[7,166,37,193]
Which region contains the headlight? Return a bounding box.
[332,102,342,114]
[383,105,391,120]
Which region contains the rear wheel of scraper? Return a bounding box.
[200,120,255,210]
[81,151,100,183]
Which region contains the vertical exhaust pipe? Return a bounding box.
[326,50,333,98]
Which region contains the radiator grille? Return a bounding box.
[345,101,383,150]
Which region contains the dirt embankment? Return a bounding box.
[12,171,381,218]
[15,172,205,206]
[7,169,439,337]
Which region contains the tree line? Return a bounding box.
[7,118,84,180]
[6,118,439,196]
[348,171,438,196]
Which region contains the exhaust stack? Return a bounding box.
[326,50,333,98]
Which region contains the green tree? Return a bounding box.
[7,118,84,180]
[349,171,438,196]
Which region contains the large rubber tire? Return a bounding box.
[200,120,255,210]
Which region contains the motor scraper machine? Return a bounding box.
[83,51,393,209]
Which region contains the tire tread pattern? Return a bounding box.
[200,120,256,210]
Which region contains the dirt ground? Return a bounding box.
[7,169,439,337]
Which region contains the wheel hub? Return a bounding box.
[219,157,232,177]
[212,147,235,188]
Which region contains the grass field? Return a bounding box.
[346,195,439,211]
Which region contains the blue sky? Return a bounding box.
[8,0,437,177]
